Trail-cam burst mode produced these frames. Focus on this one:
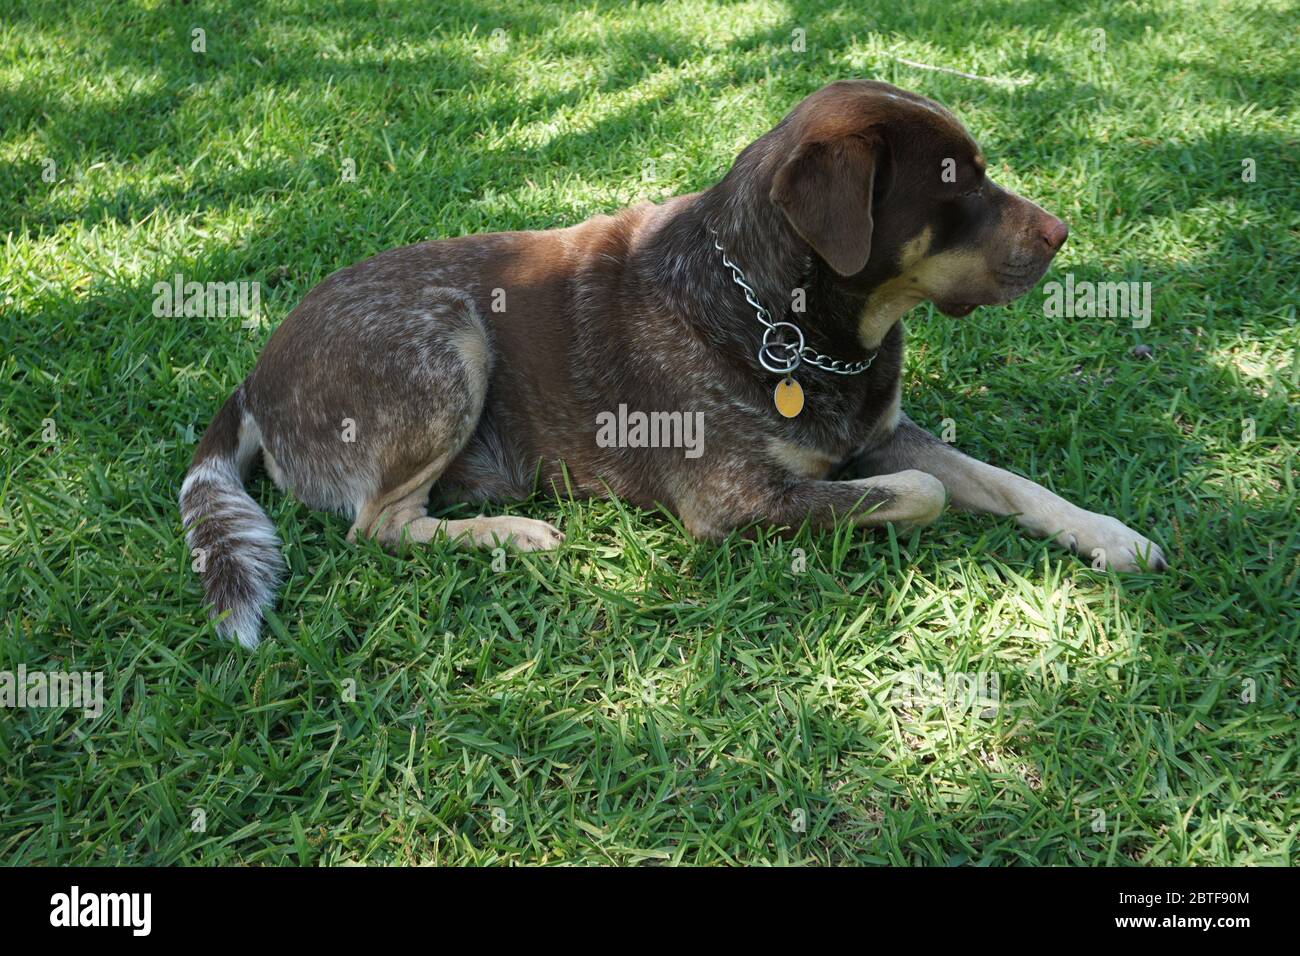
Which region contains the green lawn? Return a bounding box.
[1,0,1296,865]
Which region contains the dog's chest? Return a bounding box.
[762,369,903,479]
[763,435,840,479]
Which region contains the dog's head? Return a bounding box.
[769,80,1067,317]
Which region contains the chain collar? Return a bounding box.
[709,229,876,377]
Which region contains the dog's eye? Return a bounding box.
[961,182,985,198]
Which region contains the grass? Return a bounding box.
[1,0,1296,866]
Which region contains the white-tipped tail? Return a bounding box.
[180,390,282,648]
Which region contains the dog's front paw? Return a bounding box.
[1055,512,1167,571]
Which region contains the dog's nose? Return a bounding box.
[1038,216,1069,252]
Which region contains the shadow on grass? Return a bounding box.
[2,0,1192,234]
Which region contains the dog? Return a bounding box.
[181,79,1167,648]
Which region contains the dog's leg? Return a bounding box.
[853,415,1166,570]
[354,475,564,553]
[340,308,563,554]
[251,287,564,557]
[692,468,946,538]
[786,470,947,529]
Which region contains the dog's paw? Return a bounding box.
[1054,512,1167,571]
[490,517,566,552]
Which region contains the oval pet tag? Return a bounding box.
[774,376,804,418]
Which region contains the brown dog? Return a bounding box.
[181,80,1166,648]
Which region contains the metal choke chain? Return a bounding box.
[711,231,876,377]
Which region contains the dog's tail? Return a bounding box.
[180,386,282,648]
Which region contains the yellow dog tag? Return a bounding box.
[774,376,804,418]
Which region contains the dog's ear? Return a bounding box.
[770,134,879,277]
